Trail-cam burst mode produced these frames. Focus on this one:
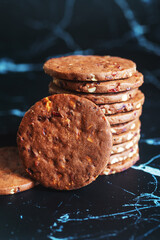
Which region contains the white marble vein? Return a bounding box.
[48,151,160,239]
[27,0,80,55]
[133,165,160,177]
[107,180,136,195]
[114,0,160,56]
[140,138,160,145]
[0,58,41,74]
[0,109,25,117]
[132,154,160,177]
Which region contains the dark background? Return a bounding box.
[0,0,160,138]
[0,1,160,240]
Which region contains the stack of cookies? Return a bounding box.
[44,55,145,175]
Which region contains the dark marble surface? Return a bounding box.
[0,0,160,239]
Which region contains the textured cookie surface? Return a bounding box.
[99,90,144,115]
[17,94,112,190]
[111,133,140,154]
[112,120,141,144]
[102,152,139,175]
[49,82,138,104]
[44,55,136,81]
[0,147,35,195]
[106,107,142,125]
[110,144,138,164]
[111,119,140,135]
[53,72,143,93]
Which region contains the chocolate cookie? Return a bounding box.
[49,82,138,104]
[102,152,139,175]
[44,55,136,81]
[17,94,112,190]
[0,147,35,195]
[110,144,138,164]
[99,90,144,115]
[53,72,143,93]
[107,107,142,125]
[111,119,140,135]
[111,133,140,154]
[113,120,140,144]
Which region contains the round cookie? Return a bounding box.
[99,90,144,115]
[44,55,136,81]
[17,94,112,190]
[53,72,143,93]
[111,133,140,154]
[0,147,36,195]
[110,144,138,165]
[113,120,141,144]
[101,152,139,175]
[111,119,140,135]
[49,82,138,105]
[106,107,142,125]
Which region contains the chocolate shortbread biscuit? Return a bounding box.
[17,94,112,190]
[53,72,143,93]
[111,133,140,154]
[107,107,142,125]
[110,144,138,165]
[49,82,138,105]
[111,119,140,135]
[0,147,35,195]
[113,120,140,144]
[102,152,139,175]
[99,90,144,115]
[44,55,136,81]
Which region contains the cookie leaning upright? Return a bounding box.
[17,94,112,190]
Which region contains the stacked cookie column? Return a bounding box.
[44,55,145,175]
